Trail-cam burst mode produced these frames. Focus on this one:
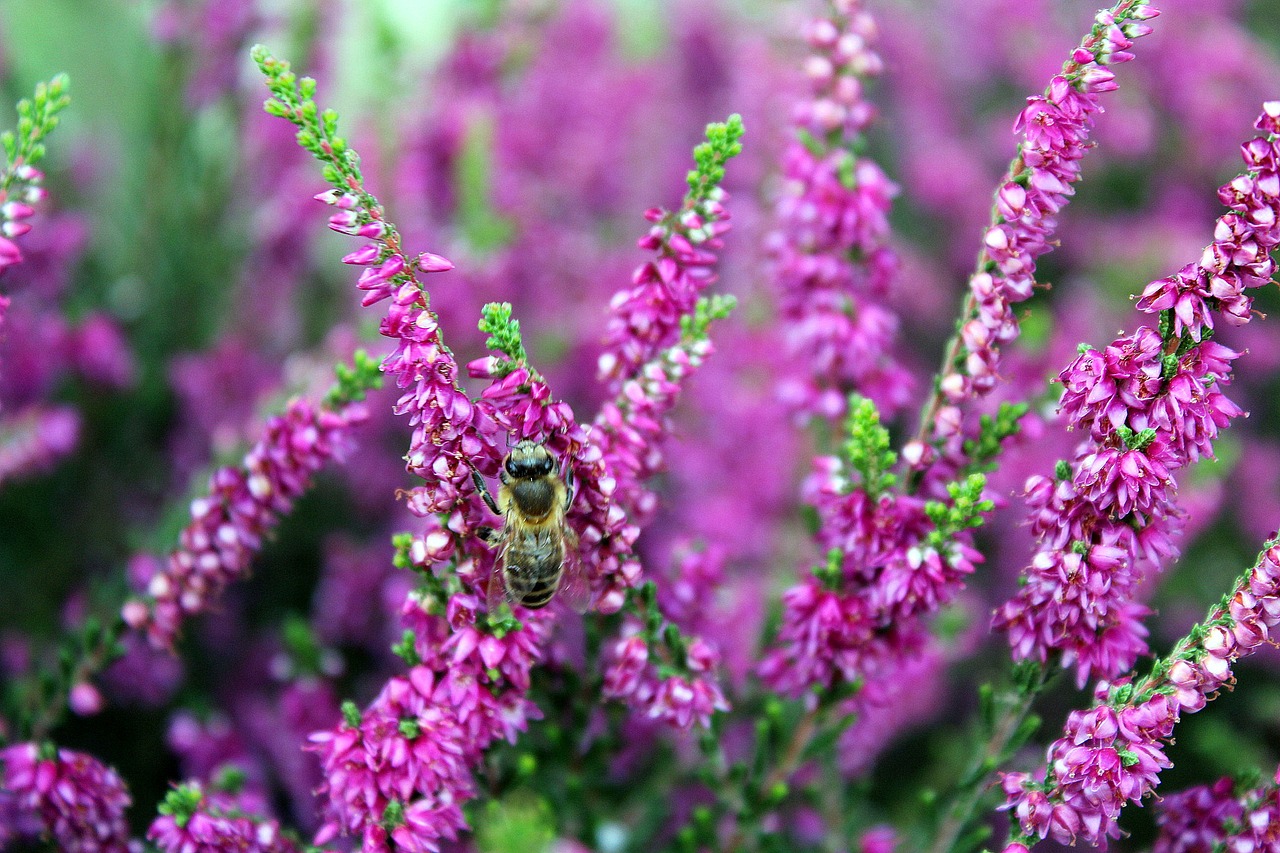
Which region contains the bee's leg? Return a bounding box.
[477,526,499,545]
[471,466,501,516]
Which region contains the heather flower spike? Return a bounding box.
[769,0,910,422]
[603,581,730,729]
[0,741,133,852]
[597,114,743,390]
[1153,773,1280,853]
[0,74,69,274]
[0,74,69,389]
[149,778,304,853]
[123,357,376,649]
[913,0,1158,475]
[761,391,995,701]
[1002,538,1280,848]
[995,102,1280,687]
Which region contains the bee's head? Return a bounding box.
[504,440,555,480]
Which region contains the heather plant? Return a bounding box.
[1,1,1279,853]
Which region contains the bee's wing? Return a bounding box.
[486,554,515,616]
[556,530,593,614]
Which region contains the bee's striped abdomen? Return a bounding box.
[505,529,564,609]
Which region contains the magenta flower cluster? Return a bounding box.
[598,201,729,393]
[995,102,1280,686]
[939,3,1156,411]
[147,783,301,853]
[123,397,368,648]
[0,742,133,852]
[1002,539,1280,846]
[759,458,979,700]
[767,0,909,421]
[1153,773,1280,853]
[0,165,44,281]
[602,625,729,729]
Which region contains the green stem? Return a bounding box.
[926,668,1047,853]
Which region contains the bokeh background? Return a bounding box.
[1,0,1280,848]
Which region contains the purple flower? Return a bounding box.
[920,1,1158,466]
[995,103,1280,684]
[0,742,134,852]
[122,398,368,648]
[601,624,728,729]
[597,200,730,391]
[1003,541,1280,847]
[0,404,79,486]
[768,0,910,422]
[1002,693,1177,847]
[148,782,301,853]
[761,449,978,699]
[758,576,879,697]
[0,163,45,277]
[308,668,474,851]
[1154,775,1280,853]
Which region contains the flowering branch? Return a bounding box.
[909,0,1158,485]
[257,43,747,849]
[0,741,132,852]
[1152,769,1280,852]
[0,74,68,284]
[122,374,374,650]
[148,772,305,853]
[1001,536,1280,848]
[597,114,743,392]
[994,101,1280,686]
[768,0,909,422]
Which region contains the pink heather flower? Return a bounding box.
[0,742,134,852]
[148,783,301,853]
[597,198,730,390]
[996,103,1280,684]
[757,571,911,696]
[123,397,367,648]
[769,0,910,422]
[657,540,726,636]
[1004,542,1280,847]
[588,194,736,555]
[925,1,1158,452]
[1002,692,1177,847]
[68,681,105,716]
[601,625,728,729]
[761,455,977,699]
[310,187,473,517]
[0,164,44,278]
[310,201,619,848]
[1154,775,1280,853]
[0,404,79,486]
[309,668,474,850]
[306,76,744,846]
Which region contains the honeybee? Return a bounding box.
[471,440,591,613]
